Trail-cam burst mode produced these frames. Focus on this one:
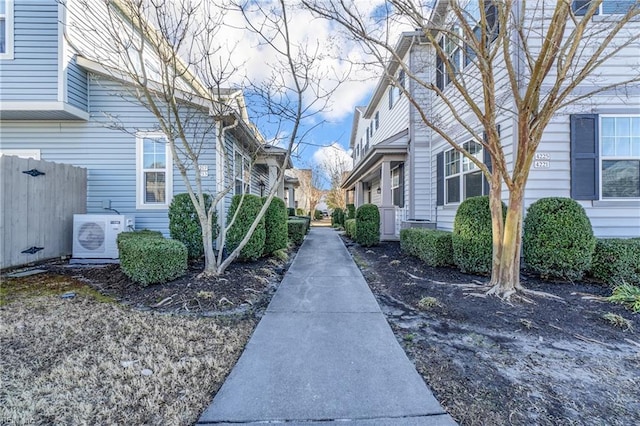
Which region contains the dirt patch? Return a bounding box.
[345,237,640,426]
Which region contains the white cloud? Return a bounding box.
[312,142,353,176]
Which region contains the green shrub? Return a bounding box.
[355,204,380,247]
[344,219,357,239]
[296,215,311,234]
[287,219,307,245]
[296,208,305,216]
[400,228,453,267]
[314,209,323,220]
[346,204,356,220]
[116,229,164,248]
[262,197,288,255]
[453,196,506,275]
[523,197,596,280]
[288,207,296,217]
[168,193,217,259]
[590,239,640,286]
[608,283,640,313]
[226,194,266,261]
[118,237,187,286]
[332,208,345,227]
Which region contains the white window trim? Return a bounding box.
[444,141,485,205]
[136,133,173,209]
[234,148,251,195]
[0,0,14,60]
[599,114,640,200]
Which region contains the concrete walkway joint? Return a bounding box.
[197,227,456,425]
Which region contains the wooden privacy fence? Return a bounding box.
[1,155,87,270]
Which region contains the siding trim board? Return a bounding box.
[0,101,90,120]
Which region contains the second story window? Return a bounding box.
[375,111,380,130]
[0,0,14,59]
[572,0,636,15]
[388,87,395,109]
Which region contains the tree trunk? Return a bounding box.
[489,185,525,299]
[200,212,218,276]
[488,175,504,287]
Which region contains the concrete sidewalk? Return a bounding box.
[197,227,456,425]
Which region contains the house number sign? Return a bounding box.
[199,165,209,177]
[533,152,550,169]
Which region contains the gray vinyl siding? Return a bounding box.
[0,75,218,236]
[0,0,59,101]
[66,56,88,110]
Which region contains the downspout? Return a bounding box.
[408,35,416,221]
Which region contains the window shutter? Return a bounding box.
[570,114,599,200]
[436,151,444,206]
[572,0,598,16]
[436,39,444,91]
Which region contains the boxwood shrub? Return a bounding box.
[116,229,164,247]
[287,207,296,217]
[287,219,307,245]
[168,193,217,259]
[355,204,380,247]
[590,238,640,286]
[118,235,187,286]
[314,209,323,220]
[453,196,506,275]
[346,204,356,220]
[296,208,305,216]
[400,228,453,267]
[296,215,311,234]
[344,218,357,239]
[332,208,345,227]
[263,197,288,255]
[226,194,266,261]
[523,197,596,280]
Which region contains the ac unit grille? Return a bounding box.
[77,222,106,252]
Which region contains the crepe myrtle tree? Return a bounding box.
[65,0,337,275]
[304,0,640,300]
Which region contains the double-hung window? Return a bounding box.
[0,0,13,60]
[234,150,251,195]
[137,134,172,208]
[388,87,395,109]
[572,0,636,15]
[391,164,405,208]
[444,141,485,204]
[600,116,640,199]
[375,111,380,130]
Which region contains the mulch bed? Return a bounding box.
[344,236,640,426]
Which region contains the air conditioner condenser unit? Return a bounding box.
[72,214,135,260]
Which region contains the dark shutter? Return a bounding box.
[570,114,599,200]
[572,0,598,16]
[436,151,444,206]
[436,39,444,91]
[485,1,499,41]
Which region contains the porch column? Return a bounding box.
[268,163,284,199]
[356,181,365,206]
[288,186,295,208]
[380,160,396,241]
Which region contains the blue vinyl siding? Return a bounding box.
[0,0,59,101]
[67,56,88,110]
[0,75,218,236]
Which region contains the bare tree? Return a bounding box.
[315,143,352,210]
[290,167,324,214]
[304,0,640,299]
[65,0,335,275]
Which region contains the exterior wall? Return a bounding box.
[0,75,218,236]
[0,0,59,102]
[66,55,88,110]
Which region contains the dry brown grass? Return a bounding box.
[0,288,254,425]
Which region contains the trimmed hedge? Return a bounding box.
[287,207,296,217]
[226,194,266,261]
[263,197,288,255]
[590,238,640,286]
[118,233,187,286]
[453,196,506,275]
[168,193,217,259]
[296,208,305,216]
[346,204,356,220]
[314,209,323,220]
[344,218,357,239]
[332,208,345,227]
[287,219,307,245]
[523,197,596,280]
[116,229,164,245]
[400,228,453,267]
[355,204,380,247]
[295,215,311,234]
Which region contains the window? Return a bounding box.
[391,164,405,208]
[234,150,251,195]
[436,39,445,90]
[366,127,370,144]
[137,134,172,208]
[388,87,394,109]
[601,116,640,198]
[0,0,13,59]
[375,111,380,130]
[436,27,463,89]
[444,141,485,204]
[573,0,636,15]
[398,69,405,98]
